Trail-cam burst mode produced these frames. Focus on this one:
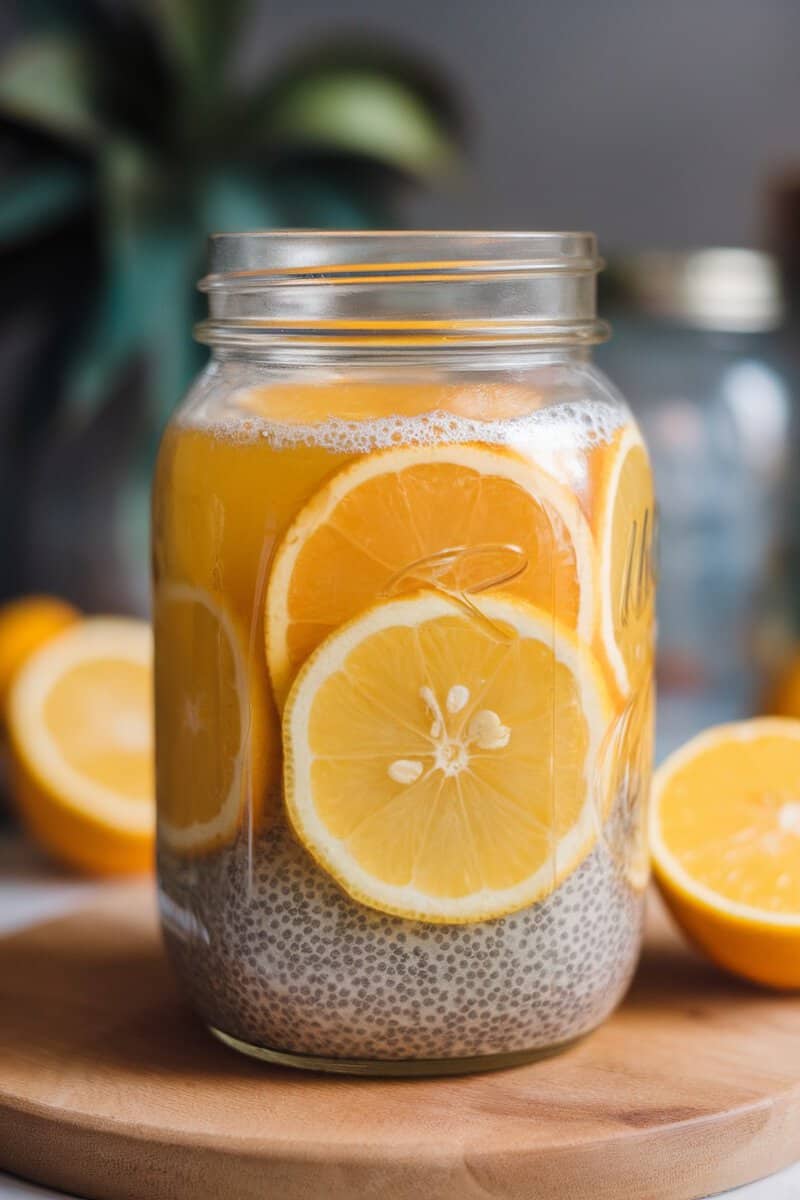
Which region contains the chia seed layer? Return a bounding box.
[159,810,643,1063]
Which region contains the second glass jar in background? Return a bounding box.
[153,232,655,1074]
[599,249,797,757]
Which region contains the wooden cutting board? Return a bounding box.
[0,883,799,1200]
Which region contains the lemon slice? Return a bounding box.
[283,591,611,923]
[651,718,800,988]
[266,443,596,706]
[7,617,154,875]
[155,584,276,854]
[593,426,655,698]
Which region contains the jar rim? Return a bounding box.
[196,229,608,351]
[200,230,602,287]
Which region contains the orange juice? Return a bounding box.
[154,232,655,1074]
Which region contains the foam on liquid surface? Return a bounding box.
[182,391,625,459]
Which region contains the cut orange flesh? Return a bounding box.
[7,618,154,875]
[651,718,800,988]
[593,426,655,698]
[283,591,610,923]
[266,443,596,706]
[155,584,276,854]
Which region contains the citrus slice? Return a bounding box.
[283,591,611,923]
[593,426,655,698]
[651,718,800,988]
[7,618,154,875]
[266,443,596,707]
[154,584,277,855]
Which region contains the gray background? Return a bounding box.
[249,0,800,248]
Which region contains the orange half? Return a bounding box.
[651,718,800,988]
[7,618,153,875]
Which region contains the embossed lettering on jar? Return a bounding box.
[153,231,655,1075]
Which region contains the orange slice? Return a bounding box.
[7,618,154,875]
[651,718,800,988]
[266,443,596,706]
[283,591,611,923]
[154,584,277,855]
[592,426,655,698]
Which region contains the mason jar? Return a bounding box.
[153,231,654,1075]
[599,249,795,756]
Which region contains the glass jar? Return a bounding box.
[599,249,796,757]
[153,231,654,1075]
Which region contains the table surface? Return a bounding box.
[1,833,799,1200]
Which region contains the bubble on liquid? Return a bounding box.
[180,397,625,458]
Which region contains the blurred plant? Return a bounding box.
[0,0,462,606]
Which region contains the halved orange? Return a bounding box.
[266,443,596,706]
[651,717,800,988]
[283,591,611,923]
[592,426,655,698]
[7,618,154,875]
[154,584,277,855]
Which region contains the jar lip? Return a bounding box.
[197,230,607,350]
[200,230,602,290]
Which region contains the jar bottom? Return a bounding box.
[209,1025,588,1077]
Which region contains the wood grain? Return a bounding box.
[0,883,799,1200]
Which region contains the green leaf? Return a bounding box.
[260,69,457,178]
[150,0,250,96]
[140,224,206,429]
[0,161,90,245]
[0,36,100,146]
[64,215,202,426]
[242,43,463,180]
[63,275,142,426]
